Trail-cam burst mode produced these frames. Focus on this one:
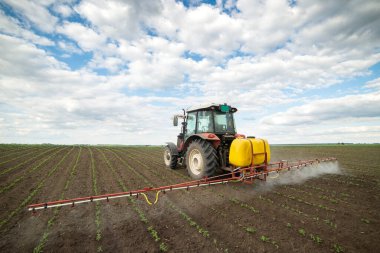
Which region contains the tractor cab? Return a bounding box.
[174,103,238,146]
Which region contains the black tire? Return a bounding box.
[185,139,218,179]
[164,146,177,169]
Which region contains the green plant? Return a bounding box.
[333,243,344,253]
[99,149,169,252]
[0,148,72,232]
[148,226,160,242]
[89,149,103,248]
[260,235,270,242]
[361,218,370,224]
[245,227,256,234]
[0,148,65,194]
[96,231,102,241]
[309,234,322,244]
[298,228,306,236]
[33,148,82,253]
[159,242,168,252]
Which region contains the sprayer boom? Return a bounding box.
[28,157,337,212]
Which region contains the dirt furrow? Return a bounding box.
[0,146,79,252]
[33,147,97,253]
[103,148,224,252]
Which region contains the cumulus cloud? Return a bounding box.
[365,77,380,90]
[57,22,107,52]
[3,0,58,33]
[0,0,379,144]
[75,0,162,40]
[254,91,380,144]
[0,10,54,46]
[52,3,73,17]
[262,92,380,126]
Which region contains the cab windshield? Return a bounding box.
[186,110,236,137]
[214,111,236,133]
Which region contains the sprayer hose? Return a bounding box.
[141,191,161,205]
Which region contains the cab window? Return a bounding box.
[186,112,196,138]
[214,111,236,133]
[197,111,214,133]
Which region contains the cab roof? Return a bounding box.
[186,103,237,113]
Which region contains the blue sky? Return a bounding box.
[0,0,379,144]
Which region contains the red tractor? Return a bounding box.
[164,103,270,179]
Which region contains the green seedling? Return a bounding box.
[361,218,370,224]
[245,227,256,234]
[333,243,344,253]
[298,228,306,236]
[159,242,168,252]
[260,235,270,242]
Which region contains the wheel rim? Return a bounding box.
[189,149,203,175]
[164,149,171,166]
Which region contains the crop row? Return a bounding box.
[0,146,60,176]
[89,148,103,252]
[0,147,66,194]
[258,193,338,229]
[110,148,264,251]
[273,191,336,212]
[284,185,341,204]
[321,177,361,187]
[139,148,348,252]
[0,147,74,233]
[33,147,82,253]
[0,144,39,155]
[0,146,44,162]
[97,148,168,252]
[132,148,339,220]
[256,194,345,252]
[106,147,352,252]
[119,148,282,250]
[107,148,225,250]
[302,184,352,199]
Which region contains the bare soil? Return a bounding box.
[0,144,379,252]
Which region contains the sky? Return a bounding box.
[0,0,380,145]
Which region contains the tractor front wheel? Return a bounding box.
[164,146,177,169]
[186,139,218,179]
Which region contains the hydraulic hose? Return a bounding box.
[141,191,161,205]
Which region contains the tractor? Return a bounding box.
[164,103,270,179]
[28,103,337,212]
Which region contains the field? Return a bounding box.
[0,144,379,252]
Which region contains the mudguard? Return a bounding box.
[165,142,178,155]
[184,133,221,151]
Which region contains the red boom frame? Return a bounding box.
[27,157,337,212]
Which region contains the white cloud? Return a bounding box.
[262,92,380,126]
[53,3,73,17]
[75,0,162,40]
[57,41,82,54]
[365,77,380,90]
[0,0,380,144]
[253,92,380,143]
[0,10,54,46]
[0,34,65,80]
[237,0,300,54]
[57,22,107,52]
[3,0,58,33]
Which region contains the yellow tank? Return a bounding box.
[229,137,270,167]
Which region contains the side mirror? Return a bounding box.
[173,115,178,126]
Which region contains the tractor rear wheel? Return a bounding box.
[186,139,218,179]
[164,146,177,169]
